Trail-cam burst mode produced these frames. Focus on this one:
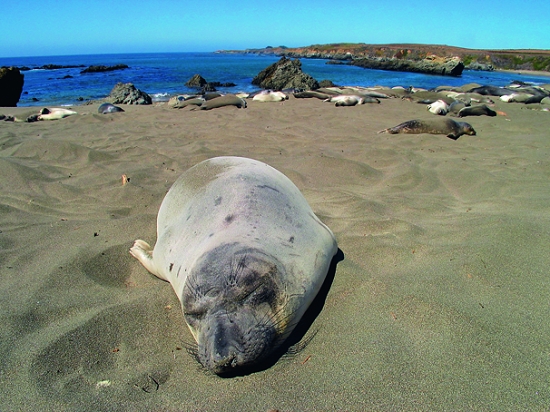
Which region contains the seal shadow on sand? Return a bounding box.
[209,248,345,378]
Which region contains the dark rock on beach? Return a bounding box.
[0,66,24,107]
[106,82,152,105]
[81,64,129,74]
[252,57,319,90]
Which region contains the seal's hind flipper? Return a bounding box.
[130,239,168,281]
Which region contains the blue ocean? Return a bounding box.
[1,52,549,107]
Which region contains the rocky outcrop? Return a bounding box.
[81,64,129,74]
[0,67,24,107]
[106,82,152,105]
[466,62,494,71]
[351,55,464,76]
[252,57,319,90]
[185,74,236,92]
[186,74,208,88]
[225,43,550,73]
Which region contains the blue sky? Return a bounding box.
[2,0,549,57]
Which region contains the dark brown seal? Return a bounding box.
[457,105,496,117]
[378,118,476,140]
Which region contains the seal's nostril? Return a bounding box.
[212,350,237,373]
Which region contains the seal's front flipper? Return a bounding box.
[130,239,168,281]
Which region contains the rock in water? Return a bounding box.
[252,57,319,90]
[185,74,208,88]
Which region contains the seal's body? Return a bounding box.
[427,99,450,115]
[98,103,124,114]
[252,90,288,102]
[199,94,247,110]
[378,118,476,140]
[457,105,497,117]
[131,156,337,374]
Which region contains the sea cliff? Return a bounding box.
[219,43,550,74]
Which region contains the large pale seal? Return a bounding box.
[324,95,365,106]
[378,118,476,140]
[427,99,450,115]
[252,90,288,102]
[198,94,247,110]
[130,156,338,375]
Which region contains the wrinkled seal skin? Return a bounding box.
[130,156,337,375]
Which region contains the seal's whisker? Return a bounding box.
[185,273,204,300]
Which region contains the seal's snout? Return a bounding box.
[212,350,238,372]
[212,322,239,367]
[198,308,277,375]
[201,315,244,374]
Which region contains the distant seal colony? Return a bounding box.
[130,156,338,375]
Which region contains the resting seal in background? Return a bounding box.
[378,118,476,140]
[457,104,497,117]
[98,103,124,114]
[198,94,247,110]
[130,156,338,375]
[252,90,288,102]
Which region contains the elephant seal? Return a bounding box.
[458,104,496,117]
[20,107,77,123]
[324,95,369,106]
[173,97,205,109]
[378,118,476,140]
[252,90,288,102]
[98,103,124,114]
[427,99,450,115]
[467,85,513,97]
[293,90,332,100]
[130,156,338,375]
[198,94,247,110]
[449,100,467,115]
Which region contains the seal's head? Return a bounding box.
[182,243,290,375]
[459,122,477,136]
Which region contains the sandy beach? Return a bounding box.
[1,95,549,411]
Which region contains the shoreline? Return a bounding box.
[7,51,550,108]
[496,68,550,78]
